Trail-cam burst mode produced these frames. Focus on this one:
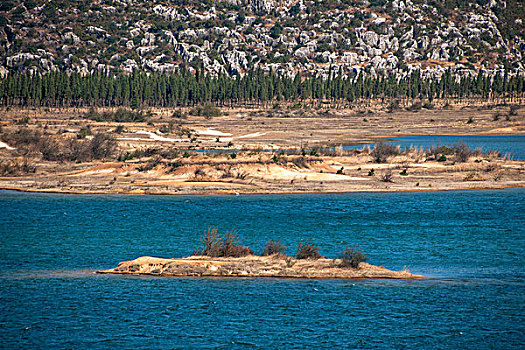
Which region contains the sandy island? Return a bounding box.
[97,256,424,280]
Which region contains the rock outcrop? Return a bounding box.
[1,0,523,80]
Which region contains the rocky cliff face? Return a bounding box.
[0,0,523,80]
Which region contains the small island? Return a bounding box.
[97,228,424,280]
[97,255,423,280]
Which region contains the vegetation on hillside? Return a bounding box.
[0,0,523,89]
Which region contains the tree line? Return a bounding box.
[1,67,523,108]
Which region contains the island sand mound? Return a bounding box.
[97,256,424,280]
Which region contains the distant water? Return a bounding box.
[345,134,525,160]
[0,189,524,348]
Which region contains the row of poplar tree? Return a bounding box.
[1,67,524,108]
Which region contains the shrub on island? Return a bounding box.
[338,246,368,268]
[194,227,253,258]
[261,240,286,256]
[295,240,323,260]
[193,228,368,268]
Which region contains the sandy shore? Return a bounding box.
[2,104,524,149]
[1,105,523,195]
[1,151,523,195]
[97,255,424,280]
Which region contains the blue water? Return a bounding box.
[1,189,524,348]
[345,134,525,160]
[385,135,525,160]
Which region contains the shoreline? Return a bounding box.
[96,271,426,281]
[337,131,525,147]
[2,105,523,195]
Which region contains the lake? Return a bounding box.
[0,189,524,348]
[345,134,525,160]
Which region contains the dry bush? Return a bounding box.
[198,227,223,257]
[1,129,42,156]
[196,227,253,258]
[2,129,116,162]
[427,145,454,160]
[486,150,502,160]
[46,133,116,162]
[222,230,253,257]
[509,105,520,116]
[90,133,117,159]
[137,156,161,172]
[261,240,286,256]
[220,166,235,178]
[77,126,93,139]
[339,246,368,268]
[193,167,207,180]
[291,156,308,168]
[463,172,485,181]
[295,240,322,260]
[485,163,501,173]
[381,169,393,182]
[407,101,422,112]
[386,99,401,113]
[235,169,248,180]
[371,142,400,163]
[0,159,36,176]
[39,137,62,161]
[453,142,472,163]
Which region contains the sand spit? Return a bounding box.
[1,152,523,195]
[97,256,424,280]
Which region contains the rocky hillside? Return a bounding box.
[1,0,524,79]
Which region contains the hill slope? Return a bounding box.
[1,0,524,79]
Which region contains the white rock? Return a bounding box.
[136,46,157,56]
[341,52,359,64]
[63,32,80,44]
[362,31,379,47]
[7,53,39,67]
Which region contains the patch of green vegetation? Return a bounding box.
[189,104,221,119]
[85,108,148,123]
